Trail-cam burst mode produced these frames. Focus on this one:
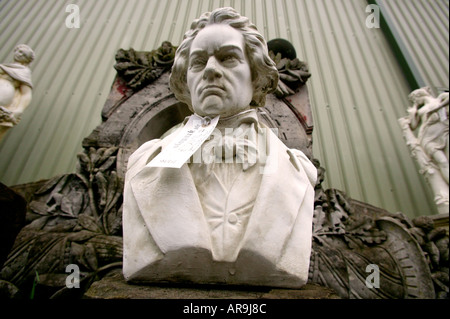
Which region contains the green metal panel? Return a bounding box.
[0,0,445,217]
[368,0,426,90]
[377,0,449,94]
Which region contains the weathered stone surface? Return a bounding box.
[83,269,340,299]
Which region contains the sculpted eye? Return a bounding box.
[221,54,238,64]
[189,58,206,70]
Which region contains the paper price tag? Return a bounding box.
[146,114,219,168]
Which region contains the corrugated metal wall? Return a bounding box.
[1,0,447,217]
[378,0,449,93]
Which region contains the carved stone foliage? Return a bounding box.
[309,160,448,299]
[0,147,123,298]
[269,50,311,98]
[114,41,176,91]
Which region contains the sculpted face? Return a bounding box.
[187,24,253,117]
[14,45,33,64]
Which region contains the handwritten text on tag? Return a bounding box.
[146,114,219,168]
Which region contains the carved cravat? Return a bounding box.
[193,130,259,176]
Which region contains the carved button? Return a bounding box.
[228,213,238,224]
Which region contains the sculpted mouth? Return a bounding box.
[201,85,225,97]
[203,85,224,91]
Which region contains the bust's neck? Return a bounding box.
[215,109,257,132]
[13,60,29,67]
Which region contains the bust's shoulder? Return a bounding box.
[126,126,184,173]
[125,139,161,179]
[286,148,317,187]
[258,122,317,186]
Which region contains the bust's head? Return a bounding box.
[13,44,35,65]
[170,7,278,117]
[408,87,432,106]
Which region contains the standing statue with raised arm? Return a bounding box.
[399,87,449,214]
[122,7,317,288]
[0,44,35,141]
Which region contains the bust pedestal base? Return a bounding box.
[83,269,340,299]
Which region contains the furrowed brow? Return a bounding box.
[189,49,207,59]
[217,45,244,56]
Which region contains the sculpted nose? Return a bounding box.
[203,57,222,80]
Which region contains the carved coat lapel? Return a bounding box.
[241,127,313,275]
[128,132,211,254]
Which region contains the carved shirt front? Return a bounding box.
[189,110,263,262]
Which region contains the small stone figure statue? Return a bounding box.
[0,44,35,141]
[399,87,449,214]
[123,7,317,288]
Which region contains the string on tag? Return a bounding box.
[201,116,212,127]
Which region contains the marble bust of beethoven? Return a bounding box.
[123,7,317,288]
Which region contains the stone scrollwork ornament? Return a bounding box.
[398,87,449,214]
[309,160,447,299]
[0,147,123,298]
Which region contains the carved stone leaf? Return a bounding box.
[99,171,124,235]
[98,147,118,163]
[60,190,84,217]
[77,152,92,173]
[104,206,122,236]
[82,243,98,271]
[95,172,108,209]
[66,230,97,242]
[98,156,116,172]
[34,175,67,196]
[29,200,48,215]
[78,214,102,233]
[343,235,363,250]
[104,172,123,213]
[114,44,176,90]
[269,50,311,97]
[27,216,50,230]
[88,147,100,169]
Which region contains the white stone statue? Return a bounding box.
[123,7,317,288]
[398,87,449,214]
[0,44,35,141]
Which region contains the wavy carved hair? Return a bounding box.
[169,7,279,110]
[408,87,432,105]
